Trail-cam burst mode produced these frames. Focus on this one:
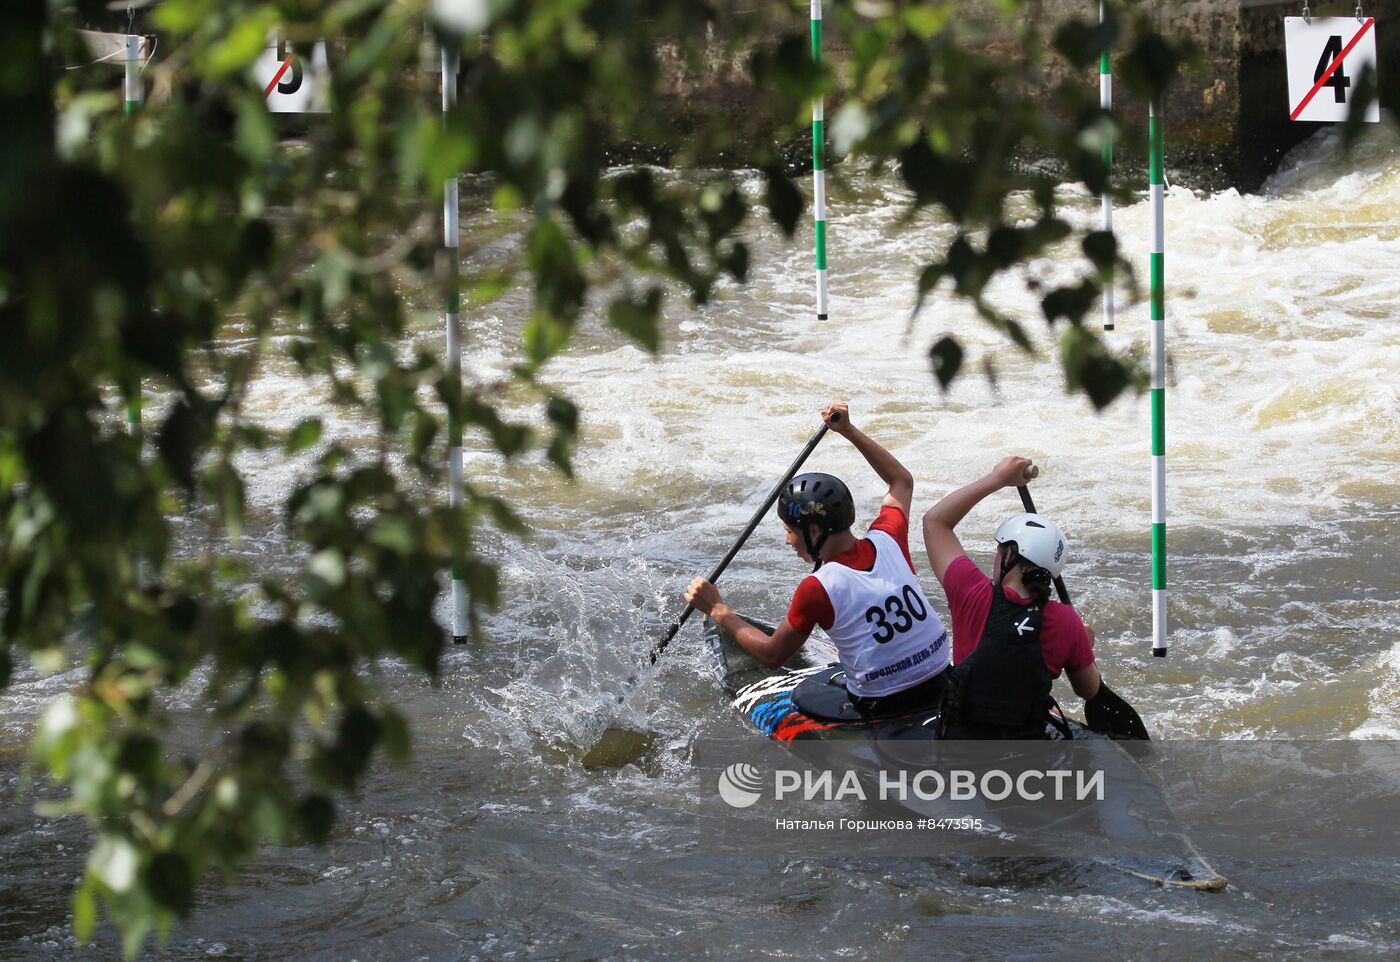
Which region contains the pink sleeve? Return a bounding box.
[943,555,987,619]
[1043,604,1095,675]
[943,555,992,663]
[786,575,833,636]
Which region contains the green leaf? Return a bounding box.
[234,94,277,164]
[298,794,336,844]
[903,5,952,39]
[122,917,152,962]
[1119,34,1186,101]
[529,219,586,322]
[146,852,195,916]
[523,311,573,366]
[546,433,575,479]
[607,288,664,354]
[928,336,965,390]
[460,395,533,458]
[722,241,749,284]
[1342,63,1379,148]
[1082,231,1117,272]
[380,709,412,763]
[73,880,97,944]
[34,696,84,778]
[206,10,280,77]
[1053,18,1116,70]
[309,549,347,589]
[156,404,199,492]
[546,396,579,434]
[1041,280,1099,326]
[116,734,162,782]
[1059,325,1134,410]
[285,418,324,455]
[367,517,416,555]
[465,269,515,307]
[913,263,944,316]
[830,102,871,155]
[419,116,478,198]
[91,836,139,894]
[762,167,804,237]
[200,458,247,541]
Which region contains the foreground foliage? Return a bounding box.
[0,0,1222,953]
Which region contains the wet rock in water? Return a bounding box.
[581,727,655,770]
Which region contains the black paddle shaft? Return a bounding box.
[647,414,839,665]
[1016,478,1150,740]
[1016,484,1071,605]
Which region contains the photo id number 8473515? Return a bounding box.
[918,818,983,831]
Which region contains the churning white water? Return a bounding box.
[418,123,1400,748]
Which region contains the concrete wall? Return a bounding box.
[80,1,1398,190]
[673,0,1399,190]
[1076,0,1398,189]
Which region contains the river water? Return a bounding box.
[3,126,1399,960]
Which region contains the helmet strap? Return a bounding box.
[805,527,830,573]
[997,546,1023,586]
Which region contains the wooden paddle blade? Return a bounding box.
[1084,682,1151,740]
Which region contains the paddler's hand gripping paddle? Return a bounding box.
[1017,468,1151,741]
[647,412,840,666]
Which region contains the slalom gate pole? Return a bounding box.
[125,31,143,439]
[811,0,828,321]
[1100,0,1115,331]
[1149,96,1167,657]
[442,43,467,644]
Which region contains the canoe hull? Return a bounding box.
[706,613,1227,891]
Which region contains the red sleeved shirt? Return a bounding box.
[785,504,916,637]
[941,555,1094,676]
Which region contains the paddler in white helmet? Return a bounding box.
[685,402,951,716]
[922,456,1102,739]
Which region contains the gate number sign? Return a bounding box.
[1285,17,1380,123]
[254,40,330,114]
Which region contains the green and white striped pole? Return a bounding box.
[1099,1,1114,331]
[125,31,143,439]
[1149,97,1166,657]
[442,44,467,644]
[810,0,828,321]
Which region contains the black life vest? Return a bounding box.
[938,582,1055,740]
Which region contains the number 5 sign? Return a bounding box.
[254,39,330,113]
[1285,17,1380,122]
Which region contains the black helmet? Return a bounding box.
[776,473,854,570]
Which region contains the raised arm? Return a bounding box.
[922,455,1034,585]
[821,403,913,516]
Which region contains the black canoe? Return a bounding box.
[706,613,1227,891]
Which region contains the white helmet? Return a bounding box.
[994,513,1068,578]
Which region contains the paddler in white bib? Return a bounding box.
[685,403,950,714]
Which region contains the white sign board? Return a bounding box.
[1285,17,1379,122]
[254,41,330,114]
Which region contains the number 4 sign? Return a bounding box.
[1285,17,1380,122]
